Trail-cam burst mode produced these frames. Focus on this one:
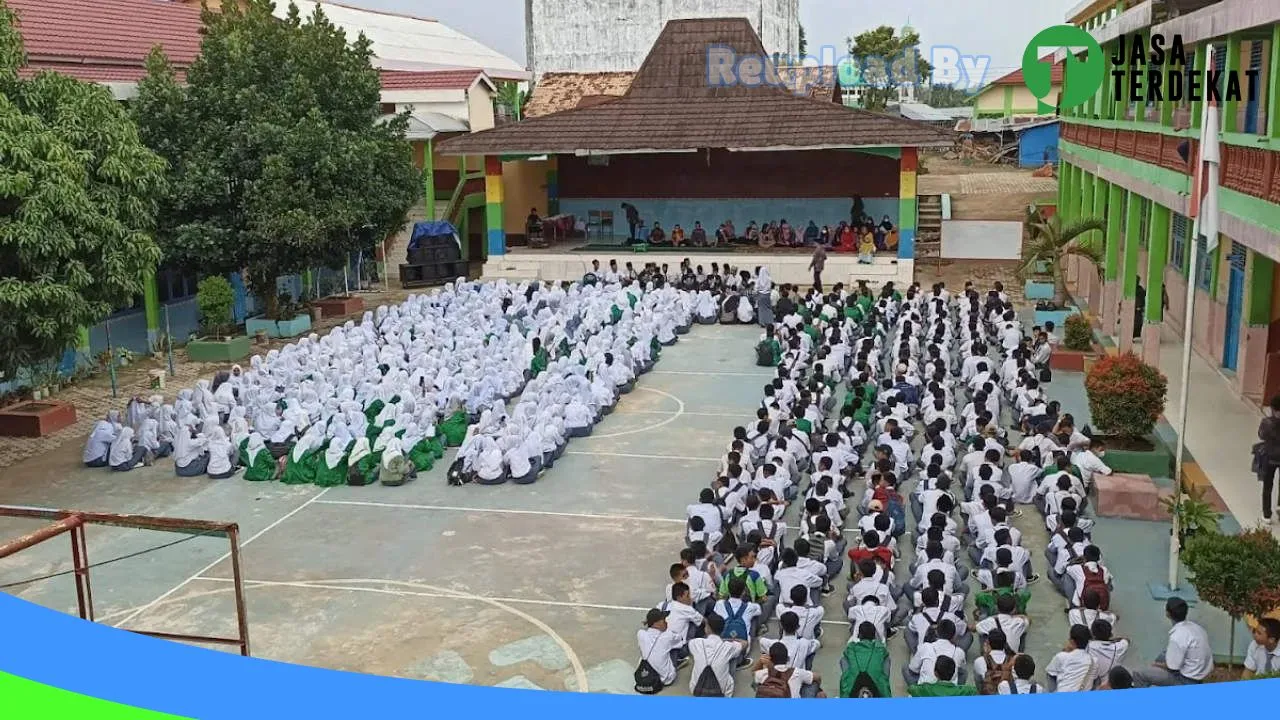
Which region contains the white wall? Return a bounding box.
[940,220,1023,260]
[526,0,800,77]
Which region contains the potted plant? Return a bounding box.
[1021,207,1055,301]
[1160,485,1222,549]
[116,347,133,368]
[245,290,312,339]
[1050,312,1101,372]
[1084,352,1173,475]
[1019,214,1104,326]
[187,276,251,363]
[1182,528,1280,666]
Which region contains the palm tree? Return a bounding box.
[494,81,529,122]
[1019,214,1105,307]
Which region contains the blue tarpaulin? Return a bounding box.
[408,221,460,250]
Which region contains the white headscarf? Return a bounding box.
[324,427,351,469]
[244,432,267,465]
[84,417,117,463]
[137,418,161,452]
[108,427,136,467]
[348,437,372,465]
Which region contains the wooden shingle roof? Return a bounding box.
[439,18,952,156]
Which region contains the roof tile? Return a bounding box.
[8,0,204,66]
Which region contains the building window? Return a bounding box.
[1194,236,1213,291]
[1138,199,1150,250]
[1170,213,1189,272]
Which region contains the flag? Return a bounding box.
[1188,52,1221,253]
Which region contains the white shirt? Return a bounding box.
[1087,639,1130,680]
[1244,640,1280,674]
[973,648,1013,682]
[976,614,1029,653]
[998,678,1046,695]
[774,602,824,640]
[759,635,821,669]
[1045,648,1096,691]
[688,635,744,696]
[775,566,822,601]
[848,602,892,642]
[713,598,763,642]
[1008,462,1041,504]
[687,502,724,534]
[637,628,681,685]
[753,663,816,697]
[658,599,705,645]
[1165,620,1214,681]
[1066,607,1117,629]
[1072,449,1112,486]
[910,639,967,684]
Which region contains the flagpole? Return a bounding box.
[1168,55,1218,591]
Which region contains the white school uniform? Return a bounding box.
[637,627,681,686]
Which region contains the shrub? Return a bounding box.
[196,276,236,337]
[1063,313,1094,352]
[1084,352,1167,438]
[1183,529,1280,661]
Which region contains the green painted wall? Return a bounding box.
[1249,253,1274,325]
[1124,192,1143,298]
[1105,182,1124,280]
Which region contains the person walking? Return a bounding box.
[1255,395,1280,524]
[809,244,827,293]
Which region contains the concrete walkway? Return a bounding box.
[1150,337,1277,534]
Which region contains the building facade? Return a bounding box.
[1057,0,1280,404]
[524,0,800,77]
[974,58,1063,119]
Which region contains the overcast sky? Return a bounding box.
[335,0,1076,84]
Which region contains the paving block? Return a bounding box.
[1096,472,1172,521]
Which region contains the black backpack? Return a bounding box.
[756,341,775,367]
[634,635,664,694]
[446,458,471,486]
[691,645,725,697]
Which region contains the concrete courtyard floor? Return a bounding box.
[0,311,1259,694]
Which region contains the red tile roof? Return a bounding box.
[988,57,1064,87]
[18,61,186,83]
[378,68,485,91]
[8,0,204,67]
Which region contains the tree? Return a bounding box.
[1183,529,1280,663]
[494,81,530,122]
[798,24,807,57]
[0,0,165,377]
[134,0,420,319]
[1018,215,1104,307]
[918,83,974,108]
[847,25,932,111]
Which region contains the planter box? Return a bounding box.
[314,295,363,318]
[313,295,363,319]
[1033,305,1079,327]
[0,400,77,437]
[1024,279,1055,301]
[246,314,312,339]
[1094,433,1175,477]
[187,336,251,363]
[1049,345,1101,372]
[1095,472,1169,521]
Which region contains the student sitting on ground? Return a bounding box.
[753,641,823,697]
[1059,544,1113,609]
[635,608,685,693]
[759,611,820,672]
[1087,619,1130,687]
[1130,597,1214,687]
[1046,624,1098,691]
[908,655,976,697]
[975,628,1016,695]
[84,412,120,468]
[688,613,750,697]
[998,654,1047,695]
[1243,617,1280,679]
[906,616,968,686]
[974,593,1030,653]
[840,621,893,698]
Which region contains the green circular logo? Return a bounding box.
[1022,25,1104,111]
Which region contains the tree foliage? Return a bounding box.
[1183,529,1280,659]
[134,0,420,317]
[847,25,932,111]
[798,24,807,58]
[0,1,165,376]
[494,81,529,122]
[1084,352,1168,439]
[1019,215,1105,307]
[918,83,974,108]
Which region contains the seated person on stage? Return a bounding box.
[745,221,761,245]
[691,221,709,246]
[759,222,778,248]
[819,225,833,247]
[837,222,856,252]
[859,232,875,264]
[875,215,895,250]
[670,223,686,246]
[779,219,796,247]
[525,207,542,236]
[648,222,667,245]
[723,219,737,242]
[804,220,820,245]
[862,224,877,252]
[716,222,732,246]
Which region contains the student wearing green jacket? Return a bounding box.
[718,546,770,604]
[840,622,893,697]
[240,433,278,482]
[528,337,550,380]
[975,574,1031,617]
[908,656,977,697]
[313,437,351,487]
[438,406,469,447]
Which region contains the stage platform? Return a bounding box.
[482,247,914,288]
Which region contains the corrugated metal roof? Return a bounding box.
[8,0,204,66]
[383,111,470,140]
[284,1,528,80]
[439,19,954,156]
[897,103,955,122]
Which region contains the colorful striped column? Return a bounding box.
[898,147,917,259]
[546,155,559,216]
[484,155,505,257]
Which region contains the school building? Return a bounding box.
[1058,0,1280,405]
[437,18,953,288]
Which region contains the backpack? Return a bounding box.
[755,666,794,698]
[840,642,887,698]
[805,532,829,563]
[981,652,1015,695]
[634,636,663,694]
[445,458,470,486]
[722,599,750,641]
[756,341,776,367]
[884,489,906,536]
[921,609,943,644]
[1080,564,1111,610]
[691,647,725,697]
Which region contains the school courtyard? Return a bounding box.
[0,306,1259,695]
